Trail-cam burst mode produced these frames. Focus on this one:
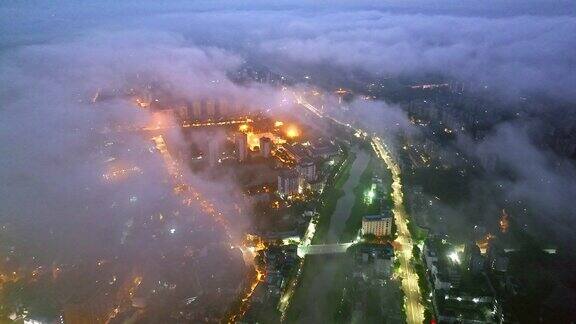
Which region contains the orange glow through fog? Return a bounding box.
[286,126,300,138]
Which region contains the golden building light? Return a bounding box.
[286,125,300,138]
[239,124,250,132]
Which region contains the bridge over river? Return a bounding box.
[297,242,353,257]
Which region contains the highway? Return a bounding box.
[296,94,424,324]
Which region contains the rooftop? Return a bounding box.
[278,168,299,178]
[363,214,391,221]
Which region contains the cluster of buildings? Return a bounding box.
[354,243,395,279]
[362,211,393,238]
[175,99,251,122]
[234,133,274,163]
[230,127,328,198]
[276,158,319,197]
[125,81,253,123]
[361,177,393,238]
[242,245,299,322]
[261,246,298,299]
[274,140,339,198]
[345,243,404,323]
[421,236,510,323]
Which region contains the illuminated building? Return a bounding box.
[362,212,393,237]
[499,209,509,234]
[260,137,272,158]
[476,233,495,254]
[277,169,300,196]
[208,139,220,167]
[423,238,461,290]
[236,132,248,162]
[334,88,349,104]
[296,158,316,182]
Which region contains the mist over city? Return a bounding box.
[1,1,575,323]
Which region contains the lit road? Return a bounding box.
[296,94,424,324]
[372,137,425,324]
[103,117,254,134]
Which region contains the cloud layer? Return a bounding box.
[3,0,575,102]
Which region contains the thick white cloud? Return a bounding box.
[3,0,574,103]
[258,12,576,100]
